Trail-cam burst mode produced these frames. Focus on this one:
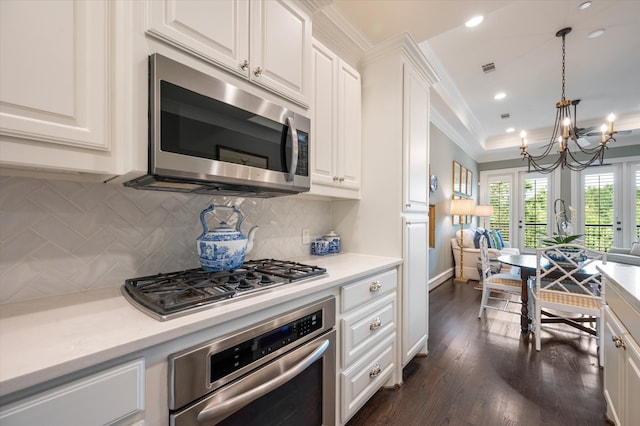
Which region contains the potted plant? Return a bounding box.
[541,233,586,263]
[540,233,583,246]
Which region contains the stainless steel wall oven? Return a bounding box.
[168,297,336,426]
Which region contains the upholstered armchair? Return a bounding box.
[450,228,519,282]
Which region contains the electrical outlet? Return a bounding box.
[302,229,310,244]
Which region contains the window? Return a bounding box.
[582,171,615,251]
[522,177,549,249]
[488,178,511,241]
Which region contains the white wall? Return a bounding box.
[0,176,332,303]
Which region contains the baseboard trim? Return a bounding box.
[429,268,454,291]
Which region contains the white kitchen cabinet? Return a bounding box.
[0,359,145,426]
[338,268,398,424]
[402,217,428,363]
[603,276,640,426]
[403,65,430,213]
[146,0,311,106]
[333,33,437,368]
[0,0,142,180]
[309,39,361,199]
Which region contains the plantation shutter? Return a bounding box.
[523,177,548,249]
[489,180,511,242]
[583,172,614,251]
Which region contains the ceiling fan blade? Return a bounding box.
[584,129,632,137]
[576,126,597,136]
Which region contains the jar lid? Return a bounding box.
[324,230,339,238]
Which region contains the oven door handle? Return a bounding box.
[196,337,330,424]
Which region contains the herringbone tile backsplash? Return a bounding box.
[0,176,332,303]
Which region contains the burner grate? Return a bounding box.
[122,259,327,320]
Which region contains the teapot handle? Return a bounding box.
[200,204,245,234]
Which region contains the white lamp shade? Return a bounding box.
[450,198,475,216]
[474,205,494,217]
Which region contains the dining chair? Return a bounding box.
[532,244,607,366]
[477,235,523,318]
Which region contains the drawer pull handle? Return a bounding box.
[369,317,382,330]
[612,335,626,349]
[369,281,382,292]
[369,362,382,378]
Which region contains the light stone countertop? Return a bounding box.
[0,253,402,398]
[597,261,640,312]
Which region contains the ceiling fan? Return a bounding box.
[570,99,632,146]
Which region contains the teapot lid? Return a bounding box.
[211,221,238,233]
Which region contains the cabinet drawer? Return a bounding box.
[341,269,397,312]
[341,333,395,423]
[0,359,144,426]
[342,294,396,366]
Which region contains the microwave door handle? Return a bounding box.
[285,116,298,182]
[196,338,329,424]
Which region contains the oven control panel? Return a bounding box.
[209,310,323,383]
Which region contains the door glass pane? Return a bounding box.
[583,172,614,251]
[523,177,548,248]
[489,180,511,242]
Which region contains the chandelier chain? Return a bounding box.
[561,32,566,101]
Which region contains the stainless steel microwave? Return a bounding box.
[125,54,311,197]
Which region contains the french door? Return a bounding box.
[575,161,640,250]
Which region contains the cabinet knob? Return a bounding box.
[253,66,263,77]
[406,203,412,208]
[612,335,626,349]
[369,280,382,292]
[333,176,339,182]
[369,317,382,330]
[339,177,345,182]
[240,60,249,71]
[369,362,382,378]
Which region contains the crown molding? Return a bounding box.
[311,3,372,69]
[361,33,439,86]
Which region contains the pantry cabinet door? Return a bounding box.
[402,63,430,213]
[0,0,109,151]
[147,0,251,78]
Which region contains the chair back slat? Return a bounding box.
[535,244,607,303]
[479,235,491,280]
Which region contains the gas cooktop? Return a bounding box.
[121,259,327,321]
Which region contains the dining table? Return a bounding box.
[497,253,603,333]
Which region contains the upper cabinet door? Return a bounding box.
[0,0,108,151]
[336,60,362,191]
[147,0,250,78]
[146,0,310,106]
[403,63,430,213]
[250,0,311,105]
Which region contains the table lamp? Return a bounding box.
[450,198,475,283]
[475,205,494,230]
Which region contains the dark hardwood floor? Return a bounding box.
[346,278,608,426]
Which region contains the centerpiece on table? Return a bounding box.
[541,200,586,263]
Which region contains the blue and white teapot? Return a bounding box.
[196,205,258,271]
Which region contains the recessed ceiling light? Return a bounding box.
[578,1,592,10]
[506,128,515,133]
[465,15,484,28]
[494,92,506,100]
[588,29,605,39]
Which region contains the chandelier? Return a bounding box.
[520,27,616,174]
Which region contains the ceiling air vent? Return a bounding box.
[500,113,510,119]
[482,62,496,73]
